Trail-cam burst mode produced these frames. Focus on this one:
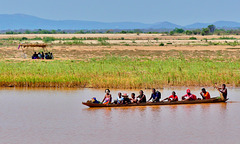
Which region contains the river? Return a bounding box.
[0,87,240,144]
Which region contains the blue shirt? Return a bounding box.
[152,92,160,100]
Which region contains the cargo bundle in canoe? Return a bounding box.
[82,97,228,108]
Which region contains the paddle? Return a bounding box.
[214,83,225,100]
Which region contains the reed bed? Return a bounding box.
[0,57,240,88]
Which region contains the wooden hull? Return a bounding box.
[82,97,228,108]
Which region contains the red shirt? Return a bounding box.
[184,93,197,100]
[169,95,178,101]
[203,92,210,99]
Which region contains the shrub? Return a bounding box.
[159,43,164,46]
[42,37,55,43]
[32,37,42,40]
[189,37,197,40]
[71,37,79,40]
[21,37,28,40]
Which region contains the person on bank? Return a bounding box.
[162,91,178,102]
[182,89,197,101]
[200,88,210,99]
[130,93,138,103]
[137,90,146,103]
[148,88,161,102]
[102,89,112,104]
[215,84,228,99]
[32,52,38,59]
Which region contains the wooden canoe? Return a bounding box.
[82,97,228,108]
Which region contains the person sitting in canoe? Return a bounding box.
[182,89,197,101]
[215,84,228,99]
[137,90,146,103]
[116,92,123,104]
[130,93,137,103]
[122,93,131,104]
[102,89,112,104]
[114,92,123,104]
[90,97,100,104]
[200,88,210,99]
[162,91,178,102]
[148,88,161,102]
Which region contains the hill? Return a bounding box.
[0,14,240,30]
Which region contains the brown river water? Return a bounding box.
[0,87,240,144]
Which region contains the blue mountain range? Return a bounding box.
[0,14,240,30]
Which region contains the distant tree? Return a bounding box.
[5,31,15,34]
[161,32,169,35]
[185,30,193,35]
[169,31,174,35]
[208,25,216,33]
[25,30,31,34]
[133,29,142,33]
[201,28,210,36]
[75,30,85,34]
[192,29,201,35]
[106,29,113,33]
[120,30,127,34]
[51,30,57,34]
[173,28,185,33]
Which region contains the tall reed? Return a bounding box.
[0,57,239,88]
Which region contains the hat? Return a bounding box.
[122,93,128,97]
[186,89,190,93]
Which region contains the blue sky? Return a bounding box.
[1,0,240,25]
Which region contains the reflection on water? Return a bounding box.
[0,87,240,144]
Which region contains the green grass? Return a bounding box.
[218,37,237,40]
[0,57,240,88]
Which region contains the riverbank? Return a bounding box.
[1,34,240,88]
[1,56,240,88]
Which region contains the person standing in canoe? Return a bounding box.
[182,89,197,101]
[215,84,228,99]
[148,88,161,102]
[137,90,147,103]
[162,91,178,102]
[200,88,210,99]
[102,89,112,104]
